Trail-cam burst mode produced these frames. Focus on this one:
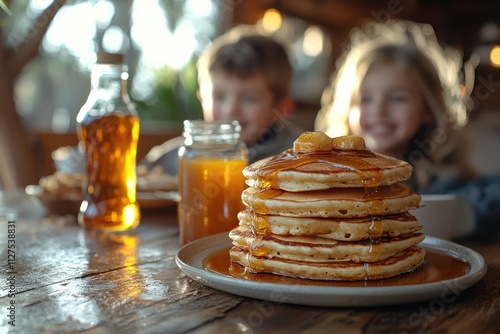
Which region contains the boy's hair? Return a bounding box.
[197,25,292,101]
[315,20,475,188]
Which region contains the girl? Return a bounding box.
[315,20,500,236]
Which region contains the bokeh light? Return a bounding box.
[489,45,500,67]
[302,26,324,57]
[262,8,282,33]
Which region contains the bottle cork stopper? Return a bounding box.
[96,52,124,64]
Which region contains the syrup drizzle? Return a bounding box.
[254,149,382,190]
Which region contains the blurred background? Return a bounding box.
[1,0,500,186]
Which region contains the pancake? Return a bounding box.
[229,132,425,281]
[230,246,426,281]
[238,210,421,241]
[230,225,425,263]
[241,183,421,218]
[244,150,412,192]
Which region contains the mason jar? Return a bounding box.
[177,120,248,245]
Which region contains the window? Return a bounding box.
[6,0,221,134]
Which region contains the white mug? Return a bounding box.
[410,194,476,240]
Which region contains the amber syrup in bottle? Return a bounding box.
[76,53,140,231]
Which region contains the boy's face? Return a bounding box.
[199,71,284,146]
[350,61,431,156]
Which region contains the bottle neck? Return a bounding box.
[90,64,129,100]
[183,120,242,145]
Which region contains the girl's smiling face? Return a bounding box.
[350,61,432,156]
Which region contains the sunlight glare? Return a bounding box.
[44,3,96,59]
[131,0,171,51]
[103,26,130,54]
[184,0,215,18]
[28,0,51,12]
[167,20,197,70]
[94,0,115,30]
[131,0,172,69]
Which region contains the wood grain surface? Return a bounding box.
[0,191,498,334]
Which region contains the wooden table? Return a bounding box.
[1,190,499,333]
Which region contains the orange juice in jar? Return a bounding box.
[178,120,248,245]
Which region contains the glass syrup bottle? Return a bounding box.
[76,53,140,231]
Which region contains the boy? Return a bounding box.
[140,25,303,175]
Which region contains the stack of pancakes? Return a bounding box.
[229,132,425,281]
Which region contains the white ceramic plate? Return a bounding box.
[175,233,487,307]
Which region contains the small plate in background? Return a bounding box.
[26,185,178,215]
[137,191,179,210]
[26,185,81,215]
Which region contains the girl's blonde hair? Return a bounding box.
[315,20,474,188]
